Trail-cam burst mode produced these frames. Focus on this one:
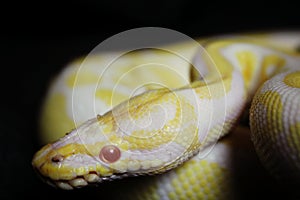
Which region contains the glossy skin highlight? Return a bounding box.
[32,32,300,196]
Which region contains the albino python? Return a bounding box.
[32,29,300,199]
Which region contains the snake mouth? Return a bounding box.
[34,169,130,190]
[47,172,102,190]
[32,143,131,189]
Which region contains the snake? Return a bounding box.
[32,29,300,199]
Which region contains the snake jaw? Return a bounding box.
[32,143,107,189]
[32,119,132,189]
[32,147,129,190]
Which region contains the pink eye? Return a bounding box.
[99,145,121,163]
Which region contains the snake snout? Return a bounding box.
[32,144,66,178]
[32,144,52,168]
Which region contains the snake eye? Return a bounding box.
[99,145,121,163]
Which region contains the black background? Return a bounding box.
[1,1,299,198]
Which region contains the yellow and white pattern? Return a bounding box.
[32,31,300,199]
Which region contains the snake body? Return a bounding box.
[32,31,300,199]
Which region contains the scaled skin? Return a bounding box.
[33,33,300,198]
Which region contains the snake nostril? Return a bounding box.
[51,154,64,163]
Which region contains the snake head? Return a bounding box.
[32,118,127,190]
[32,116,195,190]
[32,90,202,190]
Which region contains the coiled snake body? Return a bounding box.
[32,30,300,199]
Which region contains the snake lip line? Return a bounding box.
[33,169,133,190]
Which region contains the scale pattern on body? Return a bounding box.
[32,31,300,199]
